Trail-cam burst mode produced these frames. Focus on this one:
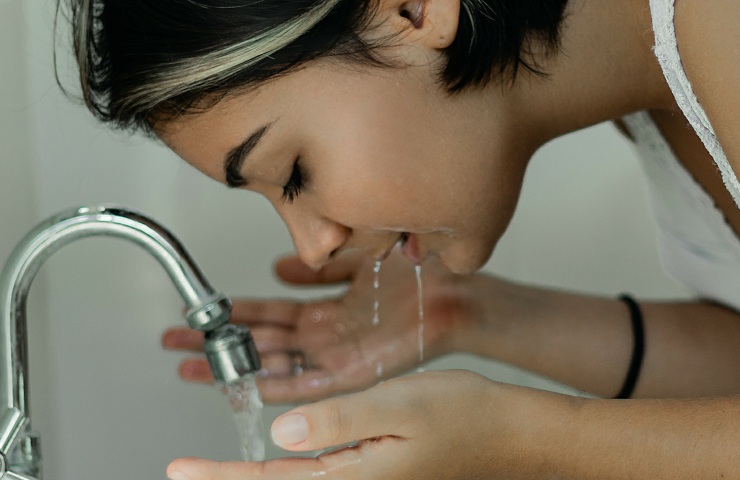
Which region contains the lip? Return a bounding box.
[401,233,424,264]
[375,233,406,262]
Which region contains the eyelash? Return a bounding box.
[282,159,304,204]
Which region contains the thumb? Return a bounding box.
[270,383,412,451]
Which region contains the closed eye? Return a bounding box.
[282,159,305,204]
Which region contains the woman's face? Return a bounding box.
[160,57,533,274]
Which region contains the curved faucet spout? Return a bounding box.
[0,206,260,461]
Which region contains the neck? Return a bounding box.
[504,0,673,147]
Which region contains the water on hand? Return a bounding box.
[222,374,266,461]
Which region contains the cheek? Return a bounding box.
[313,160,417,227]
[308,126,431,225]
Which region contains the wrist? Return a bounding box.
[426,271,505,355]
[450,274,534,356]
[482,381,586,477]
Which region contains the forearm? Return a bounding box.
[521,390,740,479]
[454,275,740,398]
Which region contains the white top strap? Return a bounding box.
[649,0,740,208]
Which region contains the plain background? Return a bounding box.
[1,0,691,478]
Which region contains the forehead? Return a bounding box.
[156,90,265,179]
[156,62,361,149]
[157,61,330,145]
[157,57,437,180]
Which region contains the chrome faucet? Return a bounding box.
[0,205,261,479]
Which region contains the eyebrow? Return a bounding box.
[223,123,273,188]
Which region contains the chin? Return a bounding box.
[438,248,491,275]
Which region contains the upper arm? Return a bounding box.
[674,0,740,186]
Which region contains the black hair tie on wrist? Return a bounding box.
[614,294,645,399]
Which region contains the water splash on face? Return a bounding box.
[222,375,266,461]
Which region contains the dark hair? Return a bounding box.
[444,0,569,92]
[60,0,569,134]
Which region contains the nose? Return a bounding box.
[284,211,350,271]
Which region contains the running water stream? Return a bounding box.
[372,260,381,326]
[373,260,383,377]
[415,264,425,372]
[223,374,266,461]
[370,261,426,376]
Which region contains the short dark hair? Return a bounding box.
[60,0,569,134]
[444,0,569,91]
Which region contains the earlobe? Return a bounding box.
[390,0,461,49]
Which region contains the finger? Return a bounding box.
[168,448,366,480]
[178,358,215,384]
[176,354,375,404]
[256,350,314,377]
[275,250,366,285]
[164,324,295,356]
[177,349,315,385]
[162,327,204,351]
[230,300,304,328]
[176,356,340,401]
[270,380,412,452]
[167,457,264,480]
[168,300,303,341]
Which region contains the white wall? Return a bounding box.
[0,1,52,474]
[1,1,691,479]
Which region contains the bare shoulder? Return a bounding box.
[674,0,740,177]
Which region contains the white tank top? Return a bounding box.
[621,0,740,311]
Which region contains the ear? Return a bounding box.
[382,0,460,49]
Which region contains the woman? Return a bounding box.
[64,0,740,477]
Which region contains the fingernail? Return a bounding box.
[271,413,309,447]
[168,471,190,480]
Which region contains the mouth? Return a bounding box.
[400,232,409,247]
[376,232,410,262]
[375,232,428,265]
[400,232,424,264]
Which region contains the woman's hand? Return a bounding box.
[162,249,482,403]
[166,370,740,479]
[166,370,570,480]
